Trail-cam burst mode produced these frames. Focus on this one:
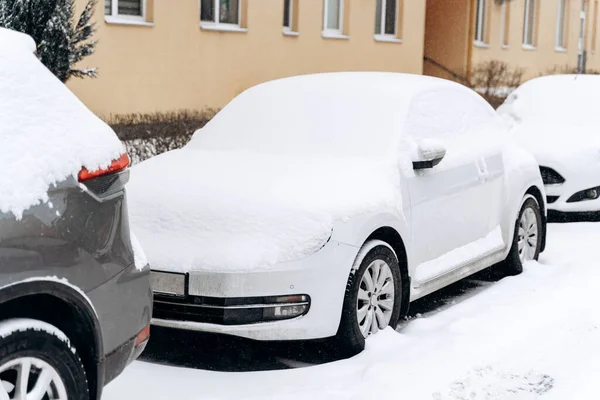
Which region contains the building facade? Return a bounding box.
[68,0,599,117]
[68,0,428,117]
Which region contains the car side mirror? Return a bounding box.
[412,139,446,170]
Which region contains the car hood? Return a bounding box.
[510,122,600,168]
[127,148,402,273]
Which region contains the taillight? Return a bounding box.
[78,153,130,182]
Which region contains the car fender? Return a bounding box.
[0,277,103,358]
[501,144,547,254]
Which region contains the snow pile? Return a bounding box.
[105,223,600,400]
[0,28,124,217]
[129,73,460,272]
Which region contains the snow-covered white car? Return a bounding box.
[129,73,546,354]
[498,75,600,221]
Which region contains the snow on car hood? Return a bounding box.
[510,122,600,168]
[127,148,402,273]
[0,29,124,217]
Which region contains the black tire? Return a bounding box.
[334,242,403,356]
[0,319,89,400]
[501,196,543,276]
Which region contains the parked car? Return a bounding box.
[129,72,546,354]
[0,29,152,399]
[498,74,600,221]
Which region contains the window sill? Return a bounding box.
[200,22,247,33]
[502,45,510,49]
[522,44,537,51]
[104,17,154,27]
[473,40,490,49]
[555,46,568,53]
[283,29,299,37]
[321,31,349,40]
[374,35,403,44]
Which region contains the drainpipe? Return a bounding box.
[466,0,477,85]
[578,0,588,73]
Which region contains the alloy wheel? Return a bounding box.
[357,259,395,338]
[0,357,67,400]
[518,207,539,263]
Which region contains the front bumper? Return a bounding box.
[542,161,600,213]
[151,240,359,341]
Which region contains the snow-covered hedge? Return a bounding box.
[107,110,217,164]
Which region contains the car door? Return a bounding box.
[404,88,506,286]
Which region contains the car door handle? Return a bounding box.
[476,158,489,183]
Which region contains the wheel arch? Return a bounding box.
[0,280,103,400]
[364,227,411,317]
[525,185,547,252]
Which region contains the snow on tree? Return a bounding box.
[0,0,98,82]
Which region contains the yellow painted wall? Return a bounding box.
[472,0,600,79]
[423,0,472,82]
[68,0,427,118]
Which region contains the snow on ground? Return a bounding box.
[105,222,600,399]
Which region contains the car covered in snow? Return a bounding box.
[129,72,546,354]
[0,29,152,399]
[498,75,600,221]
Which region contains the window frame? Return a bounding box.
[375,0,399,38]
[106,0,146,22]
[474,0,487,45]
[283,0,294,32]
[592,0,599,53]
[200,0,242,29]
[555,0,568,50]
[323,0,344,35]
[500,0,511,47]
[523,0,537,48]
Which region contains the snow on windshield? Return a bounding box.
[0,29,124,217]
[187,73,445,158]
[499,75,600,125]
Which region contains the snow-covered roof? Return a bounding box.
[0,28,124,217]
[189,72,458,159]
[498,74,600,126]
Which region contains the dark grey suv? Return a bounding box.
[0,29,152,400]
[0,154,152,400]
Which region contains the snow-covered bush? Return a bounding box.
[542,64,600,76]
[0,0,98,82]
[470,60,524,109]
[108,110,217,164]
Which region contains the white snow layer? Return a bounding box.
[130,232,149,271]
[105,223,600,400]
[498,74,600,171]
[0,28,124,217]
[0,318,71,348]
[129,73,461,273]
[128,150,401,273]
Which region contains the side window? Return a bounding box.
[404,88,499,142]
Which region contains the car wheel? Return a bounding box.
[502,195,543,276]
[0,319,89,400]
[335,241,403,356]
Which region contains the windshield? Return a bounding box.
[187,75,409,158]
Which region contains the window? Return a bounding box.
[592,0,598,52]
[105,0,144,19]
[556,0,568,49]
[523,0,537,47]
[501,1,511,47]
[283,0,298,33]
[474,0,487,43]
[201,0,241,26]
[323,0,344,33]
[375,0,398,37]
